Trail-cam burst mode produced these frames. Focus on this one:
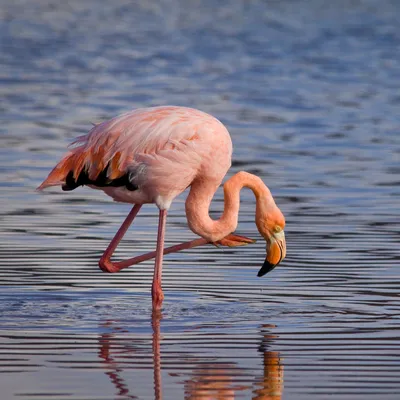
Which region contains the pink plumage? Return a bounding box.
[38,106,286,310]
[39,106,232,210]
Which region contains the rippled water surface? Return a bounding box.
[1,0,400,399]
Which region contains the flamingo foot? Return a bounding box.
[214,233,256,247]
[152,283,164,311]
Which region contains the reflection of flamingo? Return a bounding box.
[184,324,283,400]
[98,323,138,400]
[38,106,286,309]
[183,363,245,399]
[152,311,163,400]
[99,315,163,400]
[98,316,163,400]
[253,325,283,400]
[252,351,283,400]
[184,356,282,400]
[98,316,283,399]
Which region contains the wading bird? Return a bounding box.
[38,106,286,310]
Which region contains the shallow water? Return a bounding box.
[1,0,400,399]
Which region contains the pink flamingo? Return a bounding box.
[38,106,286,310]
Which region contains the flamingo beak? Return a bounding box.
[258,230,286,277]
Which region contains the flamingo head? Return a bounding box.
[255,200,286,277]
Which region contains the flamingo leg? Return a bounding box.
[99,205,211,274]
[151,209,167,310]
[99,207,255,307]
[99,214,255,274]
[99,204,142,273]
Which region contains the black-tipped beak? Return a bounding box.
[257,230,286,277]
[257,260,277,277]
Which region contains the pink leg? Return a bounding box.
[99,205,255,309]
[152,209,167,310]
[99,204,142,273]
[99,205,209,273]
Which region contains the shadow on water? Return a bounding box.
[98,312,283,400]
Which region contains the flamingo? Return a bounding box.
[38,106,286,310]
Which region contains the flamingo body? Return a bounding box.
[38,106,286,310]
[39,106,232,210]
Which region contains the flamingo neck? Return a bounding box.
[185,171,274,242]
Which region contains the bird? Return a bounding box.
[38,106,286,310]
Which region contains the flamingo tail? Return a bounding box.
[37,152,79,190]
[37,147,130,192]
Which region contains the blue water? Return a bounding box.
[1,0,400,399]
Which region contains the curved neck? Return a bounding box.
[185,171,274,242]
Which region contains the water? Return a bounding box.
[1,0,400,398]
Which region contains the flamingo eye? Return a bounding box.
[274,225,282,233]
